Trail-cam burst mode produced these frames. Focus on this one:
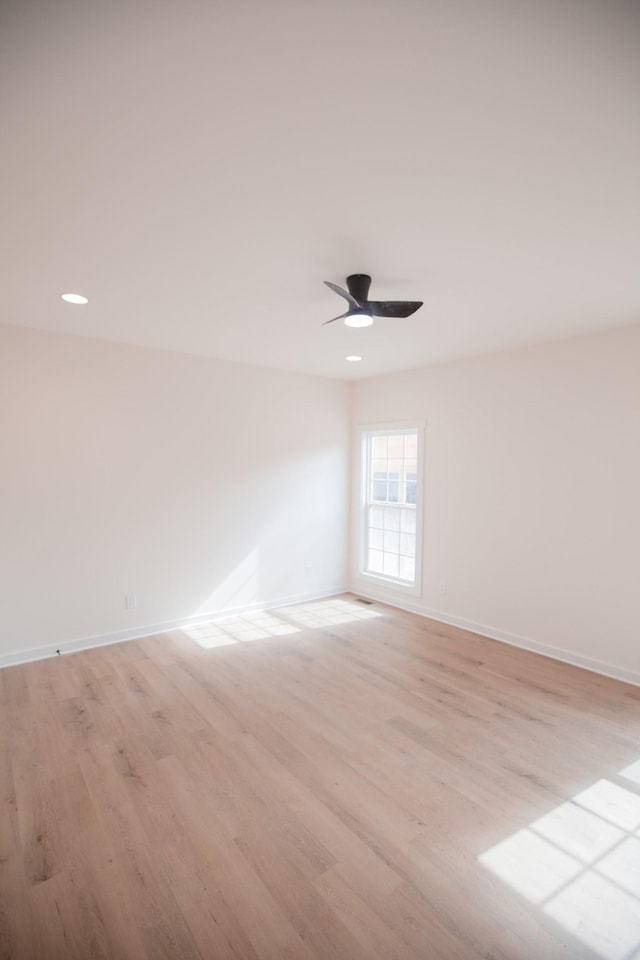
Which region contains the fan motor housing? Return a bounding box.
[346,274,372,304]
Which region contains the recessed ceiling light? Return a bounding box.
[346,355,362,362]
[61,293,88,304]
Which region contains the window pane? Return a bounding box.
[384,530,400,554]
[370,505,385,528]
[383,553,400,577]
[405,481,417,505]
[400,508,415,533]
[387,480,399,503]
[371,435,387,458]
[372,474,388,501]
[368,527,384,550]
[400,532,415,557]
[388,460,403,478]
[404,434,417,458]
[384,506,400,531]
[368,549,384,573]
[388,435,404,459]
[399,556,415,581]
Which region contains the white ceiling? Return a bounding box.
[2,0,639,380]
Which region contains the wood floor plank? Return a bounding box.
[1,594,639,959]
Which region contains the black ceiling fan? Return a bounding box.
[323,274,423,327]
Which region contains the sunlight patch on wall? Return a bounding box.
[479,774,640,960]
[193,549,261,616]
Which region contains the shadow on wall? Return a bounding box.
[168,443,348,624]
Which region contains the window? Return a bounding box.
[359,425,423,590]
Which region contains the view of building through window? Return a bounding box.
[362,428,420,585]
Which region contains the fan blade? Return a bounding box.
[368,300,423,318]
[324,281,361,310]
[322,311,349,325]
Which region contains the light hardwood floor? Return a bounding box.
[1,595,639,960]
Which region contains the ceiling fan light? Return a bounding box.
[344,311,373,328]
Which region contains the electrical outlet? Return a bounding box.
[125,593,137,610]
[305,562,313,578]
[438,581,447,595]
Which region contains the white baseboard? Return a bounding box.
[5,583,637,689]
[351,585,640,689]
[0,584,348,670]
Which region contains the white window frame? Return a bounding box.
[356,421,424,596]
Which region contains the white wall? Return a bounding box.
[351,324,640,685]
[3,321,638,683]
[0,324,350,663]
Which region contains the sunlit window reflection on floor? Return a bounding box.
[180,597,380,649]
[278,597,381,629]
[532,800,624,863]
[619,759,640,786]
[180,610,300,648]
[479,773,640,960]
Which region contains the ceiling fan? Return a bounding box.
[323,274,423,327]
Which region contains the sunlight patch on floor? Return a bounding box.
[180,597,380,649]
[479,828,582,903]
[532,800,624,863]
[544,871,640,960]
[180,610,300,648]
[479,774,640,960]
[574,779,640,831]
[620,760,640,786]
[277,597,381,629]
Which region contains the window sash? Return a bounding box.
[360,426,422,588]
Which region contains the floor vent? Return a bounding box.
[354,597,374,605]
